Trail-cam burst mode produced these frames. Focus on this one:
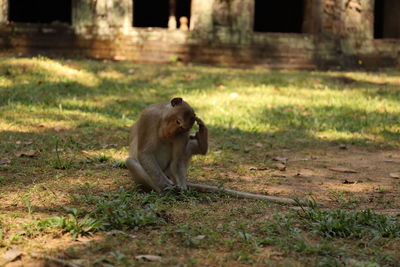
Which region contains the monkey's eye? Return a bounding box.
[176,119,182,125]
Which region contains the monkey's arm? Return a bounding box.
[137,151,174,192]
[187,117,208,156]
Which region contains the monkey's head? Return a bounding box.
[162,97,196,139]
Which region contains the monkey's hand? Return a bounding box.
[189,116,208,155]
[195,117,206,131]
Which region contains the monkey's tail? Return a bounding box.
[187,183,324,207]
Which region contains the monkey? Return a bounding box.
[126,97,207,192]
[126,98,322,206]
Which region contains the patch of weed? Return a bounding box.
[257,201,400,265]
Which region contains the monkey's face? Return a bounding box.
[173,109,196,134]
[163,99,196,138]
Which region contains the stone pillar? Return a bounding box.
[211,0,253,43]
[303,0,324,34]
[168,0,177,30]
[340,0,373,39]
[319,0,342,36]
[73,0,132,36]
[190,0,214,36]
[0,0,8,24]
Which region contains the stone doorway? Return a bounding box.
[8,0,71,24]
[253,0,305,33]
[374,0,400,39]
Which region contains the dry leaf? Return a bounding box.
[249,166,268,171]
[255,143,263,147]
[2,249,23,262]
[271,173,288,178]
[329,167,357,173]
[106,230,126,236]
[276,163,286,171]
[194,235,206,240]
[201,167,212,171]
[16,141,33,146]
[384,159,395,163]
[273,156,288,162]
[15,150,38,157]
[54,126,63,132]
[135,255,162,262]
[389,173,400,179]
[0,158,11,165]
[339,144,347,150]
[76,237,92,242]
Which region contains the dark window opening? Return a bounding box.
[176,0,191,29]
[374,0,400,39]
[133,0,169,28]
[8,0,71,24]
[254,0,304,33]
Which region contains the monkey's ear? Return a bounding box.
[171,97,183,107]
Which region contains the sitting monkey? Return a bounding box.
[126,97,207,192]
[126,97,318,206]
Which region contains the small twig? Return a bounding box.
[30,252,81,267]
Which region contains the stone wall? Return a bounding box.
[0,0,399,69]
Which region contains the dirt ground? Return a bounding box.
[2,145,400,266]
[196,145,400,213]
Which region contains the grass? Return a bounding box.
[0,56,400,266]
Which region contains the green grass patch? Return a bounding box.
[1,56,400,265]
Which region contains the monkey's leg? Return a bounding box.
[126,157,173,192]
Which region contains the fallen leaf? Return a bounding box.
[54,126,63,132]
[135,255,162,262]
[390,173,400,179]
[329,167,357,173]
[16,141,33,145]
[230,92,238,98]
[339,144,347,150]
[273,156,288,162]
[0,158,11,165]
[276,163,286,171]
[106,230,126,236]
[76,237,92,242]
[201,167,212,171]
[384,159,395,163]
[249,166,268,171]
[255,143,263,147]
[194,235,206,240]
[2,249,23,262]
[271,173,288,178]
[15,150,38,157]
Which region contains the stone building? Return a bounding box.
[0,0,399,69]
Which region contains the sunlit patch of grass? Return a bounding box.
[0,57,99,87]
